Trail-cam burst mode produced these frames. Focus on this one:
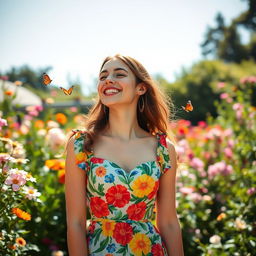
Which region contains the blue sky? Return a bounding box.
[0,0,247,95]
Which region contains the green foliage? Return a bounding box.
[201,0,256,62]
[157,59,256,124]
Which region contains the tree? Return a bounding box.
[201,0,256,62]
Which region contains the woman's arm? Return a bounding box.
[65,136,88,256]
[156,140,184,256]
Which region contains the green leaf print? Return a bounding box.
[108,204,115,213]
[116,245,128,254]
[93,228,102,246]
[93,236,110,253]
[137,222,148,231]
[97,183,105,196]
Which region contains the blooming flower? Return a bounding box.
[55,113,67,125]
[127,202,146,220]
[131,174,155,198]
[47,128,66,150]
[101,219,116,237]
[0,118,7,130]
[190,157,204,171]
[0,153,14,164]
[45,159,65,170]
[12,207,31,221]
[106,243,116,253]
[16,237,26,247]
[106,185,130,207]
[104,173,115,183]
[207,161,233,179]
[95,166,106,177]
[22,186,41,200]
[5,170,27,191]
[247,187,256,195]
[235,217,247,230]
[209,235,221,244]
[129,233,151,255]
[113,222,133,245]
[4,90,14,96]
[90,197,109,218]
[152,243,165,256]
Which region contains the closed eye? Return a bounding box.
[99,73,126,80]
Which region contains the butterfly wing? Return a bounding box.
[60,86,74,95]
[182,100,193,112]
[67,85,74,95]
[60,87,69,95]
[42,73,52,86]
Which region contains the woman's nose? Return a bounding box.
[105,78,114,85]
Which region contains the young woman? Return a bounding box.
[65,54,184,256]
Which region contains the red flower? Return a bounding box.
[152,243,165,256]
[159,134,167,147]
[148,180,159,199]
[90,197,109,218]
[113,222,133,245]
[126,202,146,220]
[106,185,130,207]
[88,221,96,234]
[91,157,104,164]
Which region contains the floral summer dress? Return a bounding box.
[73,130,172,256]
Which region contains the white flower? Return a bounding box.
[22,186,41,200]
[37,129,47,136]
[209,235,221,244]
[235,217,247,230]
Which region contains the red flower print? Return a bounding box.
[91,157,104,164]
[148,180,159,199]
[126,202,146,221]
[106,185,130,207]
[152,243,165,256]
[159,134,167,147]
[90,197,109,218]
[88,221,96,234]
[113,222,133,245]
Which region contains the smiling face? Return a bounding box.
[97,58,145,107]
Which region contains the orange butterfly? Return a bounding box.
[42,73,52,86]
[182,100,193,112]
[60,86,75,95]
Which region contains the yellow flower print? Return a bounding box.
[75,152,86,164]
[129,233,151,256]
[101,219,115,236]
[96,166,107,177]
[131,174,155,198]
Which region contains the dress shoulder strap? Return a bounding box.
[156,132,172,176]
[72,129,91,172]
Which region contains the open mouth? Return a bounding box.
[103,88,122,96]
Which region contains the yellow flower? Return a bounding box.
[96,166,106,177]
[76,152,87,164]
[129,233,151,256]
[45,159,65,170]
[131,174,155,198]
[101,219,115,236]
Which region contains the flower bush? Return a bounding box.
[0,75,255,255]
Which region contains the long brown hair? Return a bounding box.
[71,54,176,152]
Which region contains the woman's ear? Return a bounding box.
[137,82,147,95]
